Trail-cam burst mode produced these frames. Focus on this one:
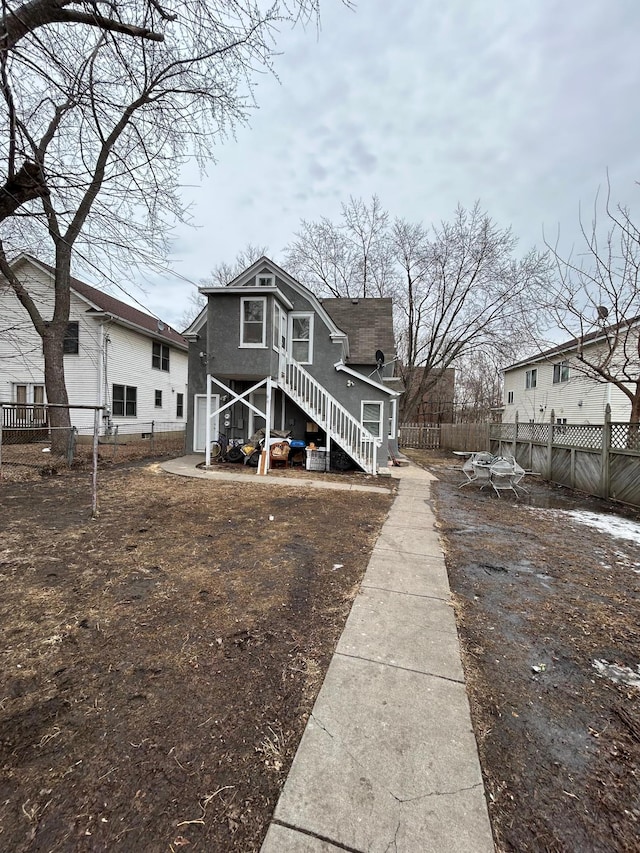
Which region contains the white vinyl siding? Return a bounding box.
[0,258,188,433]
[503,343,633,424]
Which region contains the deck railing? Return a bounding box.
[280,356,378,474]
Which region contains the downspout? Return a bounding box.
[97,320,104,417]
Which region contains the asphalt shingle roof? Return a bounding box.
[24,256,187,349]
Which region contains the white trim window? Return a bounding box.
[525,368,537,389]
[388,398,397,439]
[553,361,570,384]
[256,273,274,287]
[14,383,45,424]
[272,302,287,351]
[240,296,266,347]
[507,390,514,404]
[289,313,313,363]
[362,400,383,438]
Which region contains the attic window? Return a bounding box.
[256,274,274,287]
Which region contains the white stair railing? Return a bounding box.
[280,356,378,474]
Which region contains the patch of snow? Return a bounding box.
[592,659,640,691]
[566,510,640,546]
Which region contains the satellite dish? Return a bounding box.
[375,349,385,369]
[596,306,609,320]
[157,320,165,331]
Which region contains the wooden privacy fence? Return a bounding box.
[399,423,440,449]
[490,407,640,508]
[399,422,491,452]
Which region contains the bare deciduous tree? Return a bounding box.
[0,1,323,447]
[285,195,397,298]
[396,203,548,422]
[286,197,548,423]
[539,187,640,423]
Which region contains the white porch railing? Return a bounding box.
[280,356,378,474]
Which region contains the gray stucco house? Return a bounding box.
[183,257,401,474]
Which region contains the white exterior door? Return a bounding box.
[194,394,219,452]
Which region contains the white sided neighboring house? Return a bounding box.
[503,324,638,424]
[0,254,188,437]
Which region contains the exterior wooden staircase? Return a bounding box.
[279,355,378,474]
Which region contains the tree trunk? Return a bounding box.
[42,248,73,454]
[42,328,72,454]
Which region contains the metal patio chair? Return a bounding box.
[459,451,496,489]
[488,456,527,497]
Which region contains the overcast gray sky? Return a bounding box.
[134,0,640,329]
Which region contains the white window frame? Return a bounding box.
[525,368,537,389]
[272,302,287,352]
[240,296,267,348]
[507,390,514,404]
[256,274,275,287]
[288,312,314,364]
[552,361,570,384]
[388,398,397,439]
[361,400,383,438]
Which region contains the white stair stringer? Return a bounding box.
[280,356,378,475]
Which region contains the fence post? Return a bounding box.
[545,409,554,481]
[92,408,100,519]
[601,404,611,500]
[0,405,3,481]
[151,421,155,454]
[513,412,518,458]
[66,426,77,465]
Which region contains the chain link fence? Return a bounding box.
[1,405,186,483]
[74,421,187,464]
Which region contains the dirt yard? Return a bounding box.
[406,449,640,853]
[3,451,640,853]
[0,462,394,852]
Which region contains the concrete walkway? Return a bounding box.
[161,456,494,852]
[160,454,392,495]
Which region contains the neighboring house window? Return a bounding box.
[63,321,79,354]
[240,297,266,346]
[507,391,514,404]
[152,342,170,371]
[256,274,274,287]
[289,313,313,363]
[14,384,45,422]
[155,390,162,408]
[556,417,567,424]
[388,398,397,439]
[525,369,537,389]
[113,384,137,417]
[553,361,570,383]
[176,393,184,418]
[362,401,383,438]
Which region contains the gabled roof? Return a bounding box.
[504,315,640,372]
[12,254,187,350]
[322,298,396,365]
[198,255,350,352]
